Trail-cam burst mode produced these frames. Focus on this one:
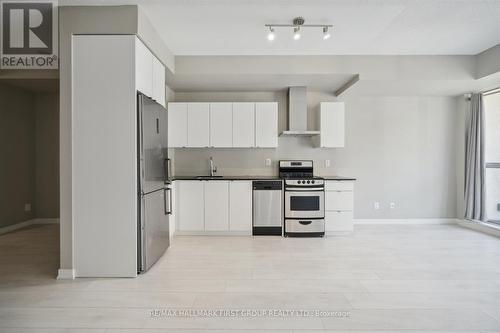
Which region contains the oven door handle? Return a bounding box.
[299,220,313,225]
[285,191,325,196]
[284,187,324,191]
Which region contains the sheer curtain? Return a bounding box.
[464,93,485,221]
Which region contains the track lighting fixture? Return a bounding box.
[265,17,332,41]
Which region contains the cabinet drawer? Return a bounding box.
[325,211,353,232]
[325,181,354,191]
[325,191,353,211]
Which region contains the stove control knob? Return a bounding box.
[307,180,310,184]
[311,180,315,184]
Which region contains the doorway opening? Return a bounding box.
[0,79,60,279]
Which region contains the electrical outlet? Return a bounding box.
[265,158,272,166]
[24,203,31,212]
[390,202,396,209]
[374,202,380,210]
[325,159,330,167]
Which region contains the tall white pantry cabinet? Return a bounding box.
[72,35,166,278]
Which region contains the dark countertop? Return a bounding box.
[172,175,281,181]
[172,175,356,181]
[321,176,357,181]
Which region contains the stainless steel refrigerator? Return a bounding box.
[137,93,172,273]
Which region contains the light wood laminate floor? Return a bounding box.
[1,223,500,332]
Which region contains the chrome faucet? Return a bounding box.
[209,156,217,176]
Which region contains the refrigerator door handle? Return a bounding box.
[164,158,172,184]
[164,187,172,215]
[168,187,172,215]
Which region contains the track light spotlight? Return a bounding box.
[323,26,331,40]
[267,26,275,41]
[293,27,301,40]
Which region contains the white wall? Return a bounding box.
[173,91,459,219]
[0,84,36,227]
[35,92,60,218]
[476,44,500,79]
[0,84,60,228]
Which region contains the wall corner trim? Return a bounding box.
[57,269,75,280]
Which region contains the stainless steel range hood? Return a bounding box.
[280,86,320,136]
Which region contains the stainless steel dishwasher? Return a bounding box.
[252,180,283,236]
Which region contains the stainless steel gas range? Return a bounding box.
[279,160,325,237]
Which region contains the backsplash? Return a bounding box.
[173,136,346,177]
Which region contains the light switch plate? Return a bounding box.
[265,158,271,166]
[390,202,395,209]
[325,159,330,167]
[374,202,380,210]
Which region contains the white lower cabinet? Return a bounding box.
[324,181,354,234]
[204,181,230,231]
[325,211,353,233]
[169,182,176,239]
[177,181,204,231]
[229,181,252,232]
[175,180,252,234]
[325,191,354,211]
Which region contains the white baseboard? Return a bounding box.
[57,269,75,280]
[32,218,59,224]
[457,219,500,238]
[174,231,252,236]
[0,218,59,235]
[354,218,459,225]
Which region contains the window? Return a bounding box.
[483,90,500,223]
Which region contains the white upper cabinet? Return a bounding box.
[135,38,153,98]
[204,181,230,231]
[168,103,188,148]
[210,103,233,147]
[255,102,278,148]
[135,38,165,107]
[167,101,278,149]
[152,55,165,107]
[316,102,345,148]
[187,103,210,147]
[233,102,255,148]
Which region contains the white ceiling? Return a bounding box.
[62,0,500,56]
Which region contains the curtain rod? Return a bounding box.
[482,87,500,96]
